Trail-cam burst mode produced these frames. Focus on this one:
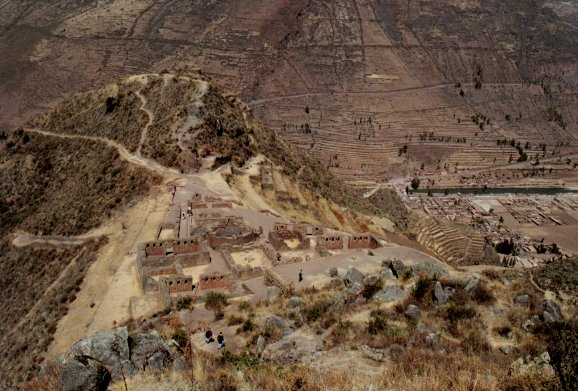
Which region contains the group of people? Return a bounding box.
[205,329,225,349]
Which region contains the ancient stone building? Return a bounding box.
[198,272,231,290]
[348,234,380,249]
[319,235,344,250]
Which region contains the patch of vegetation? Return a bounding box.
[0,238,105,387]
[171,329,188,348]
[367,310,389,335]
[174,296,193,311]
[304,299,331,323]
[532,257,577,296]
[204,291,228,310]
[217,350,261,370]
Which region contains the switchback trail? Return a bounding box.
[135,90,154,157]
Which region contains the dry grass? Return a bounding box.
[0,238,106,388]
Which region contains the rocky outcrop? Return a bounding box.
[373,286,406,303]
[58,327,184,391]
[344,267,365,285]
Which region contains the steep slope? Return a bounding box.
[0,129,161,387]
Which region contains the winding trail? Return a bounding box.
[135,90,154,157]
[23,127,180,178]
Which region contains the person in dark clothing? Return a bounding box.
[299,269,303,282]
[217,332,225,349]
[205,329,214,343]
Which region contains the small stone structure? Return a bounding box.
[319,235,344,250]
[348,234,380,249]
[208,219,260,250]
[159,275,194,293]
[268,226,309,251]
[198,272,231,290]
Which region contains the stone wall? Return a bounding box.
[145,241,167,257]
[173,238,200,254]
[159,275,194,293]
[198,272,231,290]
[178,251,211,267]
[319,235,344,250]
[348,234,380,249]
[208,231,259,250]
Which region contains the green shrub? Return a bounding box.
[172,329,188,348]
[227,315,244,326]
[174,296,193,311]
[217,350,261,369]
[238,301,251,311]
[360,278,384,299]
[367,310,388,335]
[305,300,331,323]
[241,318,255,332]
[205,291,228,310]
[444,303,477,323]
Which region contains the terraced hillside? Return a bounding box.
[1,0,576,184]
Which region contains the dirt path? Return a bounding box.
[246,82,529,106]
[135,90,154,157]
[24,127,181,178]
[11,231,94,247]
[47,192,170,358]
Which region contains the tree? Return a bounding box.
[411,177,420,190]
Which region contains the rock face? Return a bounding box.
[373,286,406,303]
[61,357,111,391]
[344,267,365,285]
[390,260,406,279]
[256,335,266,352]
[59,327,183,390]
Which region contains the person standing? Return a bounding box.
[217,332,225,349]
[299,269,303,282]
[205,329,214,343]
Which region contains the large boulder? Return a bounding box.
[328,267,339,277]
[411,260,449,277]
[344,267,365,285]
[390,259,406,279]
[61,357,111,391]
[130,330,173,372]
[542,300,563,320]
[510,352,555,377]
[514,295,530,306]
[265,315,287,329]
[58,326,185,389]
[405,304,421,320]
[373,286,406,303]
[288,296,305,308]
[63,327,132,380]
[433,281,447,305]
[464,274,481,293]
[332,282,363,307]
[267,286,282,301]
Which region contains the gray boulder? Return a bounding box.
[265,315,287,329]
[464,274,481,293]
[344,267,365,285]
[329,267,339,277]
[412,261,449,277]
[405,304,421,320]
[61,357,110,391]
[390,259,406,279]
[543,311,556,323]
[444,287,456,298]
[433,281,447,305]
[425,333,438,344]
[130,331,172,372]
[500,345,513,355]
[64,327,132,380]
[416,323,429,333]
[332,282,363,307]
[379,268,396,280]
[373,286,406,303]
[514,295,530,306]
[267,286,282,301]
[288,296,305,308]
[543,300,563,320]
[256,335,266,352]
